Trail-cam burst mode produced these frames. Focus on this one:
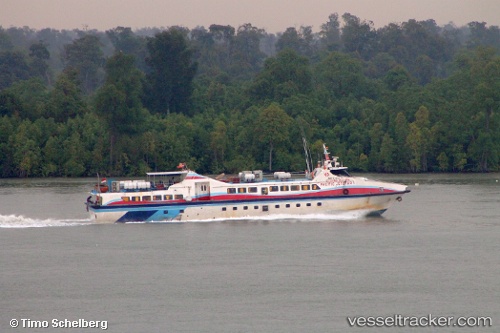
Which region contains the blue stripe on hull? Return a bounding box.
[366,209,387,216]
[111,206,188,222]
[116,210,157,222]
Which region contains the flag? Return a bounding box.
[101,178,107,184]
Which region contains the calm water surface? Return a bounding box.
[0,174,499,332]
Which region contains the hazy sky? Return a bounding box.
[2,0,499,33]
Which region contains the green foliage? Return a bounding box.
[62,34,105,94]
[315,52,371,100]
[1,19,500,177]
[47,68,86,122]
[249,49,311,103]
[145,28,197,115]
[256,103,293,171]
[0,50,32,90]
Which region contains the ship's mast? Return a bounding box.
[302,136,312,174]
[322,143,330,161]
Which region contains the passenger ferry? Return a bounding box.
[86,144,410,223]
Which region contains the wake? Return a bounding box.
[1,211,375,227]
[0,214,90,228]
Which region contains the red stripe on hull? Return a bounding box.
[104,188,401,206]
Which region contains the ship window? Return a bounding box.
[238,188,246,193]
[122,196,130,202]
[243,206,248,210]
[180,209,184,213]
[222,207,227,211]
[142,196,151,201]
[233,207,237,211]
[286,204,290,208]
[317,202,322,206]
[270,186,279,192]
[254,206,259,209]
[261,187,268,195]
[275,204,280,209]
[296,203,301,207]
[262,205,268,212]
[131,196,140,202]
[153,195,162,201]
[280,185,289,191]
[306,203,311,207]
[163,210,168,214]
[291,185,300,191]
[312,184,320,190]
[174,194,183,199]
[227,188,236,194]
[301,185,311,191]
[164,194,173,200]
[249,187,258,193]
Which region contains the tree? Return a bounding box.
[95,52,147,172]
[469,49,500,171]
[29,40,51,85]
[0,28,14,51]
[210,120,228,172]
[436,151,449,171]
[276,26,315,57]
[47,68,86,122]
[393,112,411,171]
[8,120,42,177]
[209,24,235,70]
[106,27,147,70]
[0,91,23,117]
[341,13,377,59]
[2,78,48,120]
[231,23,266,78]
[467,22,500,50]
[319,13,341,51]
[379,133,397,172]
[406,106,431,171]
[145,28,197,115]
[315,52,369,99]
[0,51,31,90]
[384,65,414,91]
[256,103,292,171]
[0,115,16,176]
[369,123,384,170]
[249,49,311,103]
[62,34,105,94]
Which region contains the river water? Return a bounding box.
[0,174,499,332]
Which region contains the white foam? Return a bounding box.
[196,211,371,223]
[139,211,372,224]
[0,214,91,228]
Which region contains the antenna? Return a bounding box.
[299,125,312,174]
[322,143,331,161]
[302,136,312,173]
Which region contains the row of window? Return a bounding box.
[122,194,184,202]
[227,184,320,194]
[221,202,322,211]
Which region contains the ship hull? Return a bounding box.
[88,191,406,223]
